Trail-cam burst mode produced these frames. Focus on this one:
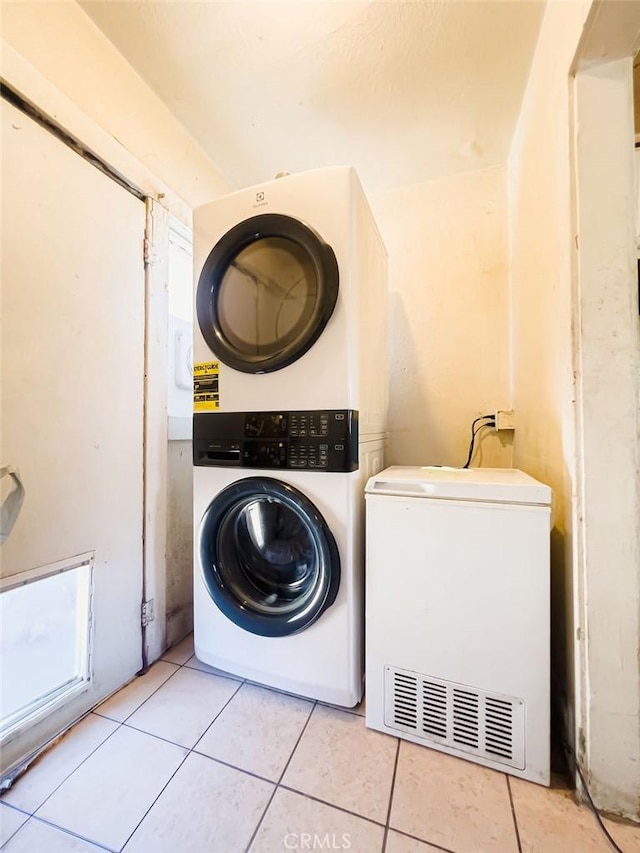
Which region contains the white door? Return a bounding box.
[0,99,146,776]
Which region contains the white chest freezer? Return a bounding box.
[365,466,552,785]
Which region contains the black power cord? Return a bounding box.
[462,414,496,468]
[561,742,627,853]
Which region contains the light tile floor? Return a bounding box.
[1,634,639,853]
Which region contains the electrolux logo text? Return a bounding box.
[253,190,268,209]
[283,833,352,850]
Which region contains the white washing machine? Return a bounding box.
[193,412,385,707]
[193,166,388,438]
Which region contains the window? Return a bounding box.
[0,554,93,739]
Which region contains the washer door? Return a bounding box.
[199,478,341,637]
[196,214,339,374]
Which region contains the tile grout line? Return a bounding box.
[244,699,319,853]
[98,657,242,730]
[277,783,387,829]
[119,721,203,752]
[191,751,275,787]
[117,677,244,852]
[159,633,195,668]
[387,826,459,853]
[7,660,376,852]
[115,752,190,852]
[1,650,236,848]
[242,699,391,849]
[117,704,393,834]
[27,813,118,852]
[190,680,247,752]
[506,775,523,853]
[15,719,125,820]
[117,702,392,832]
[165,643,364,718]
[0,801,31,817]
[0,810,27,852]
[381,739,401,853]
[163,647,247,685]
[118,662,190,725]
[92,661,183,727]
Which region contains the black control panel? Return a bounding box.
[193,410,358,472]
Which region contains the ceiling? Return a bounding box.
[79,0,545,196]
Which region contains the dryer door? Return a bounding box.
[196,214,339,374]
[198,477,340,637]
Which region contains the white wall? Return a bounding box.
[507,0,592,774]
[166,224,195,648]
[371,166,512,469]
[166,442,194,647]
[508,0,640,819]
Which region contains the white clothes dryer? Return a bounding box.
[193,166,388,438]
[193,408,385,707]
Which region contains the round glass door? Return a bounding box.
[199,478,340,637]
[196,214,339,374]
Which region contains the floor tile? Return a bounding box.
[36,725,186,851]
[161,634,194,665]
[511,776,640,852]
[95,661,179,723]
[282,705,397,823]
[390,742,518,853]
[126,667,240,748]
[250,788,384,853]
[1,714,118,814]
[0,804,28,847]
[196,682,313,781]
[3,819,107,852]
[184,654,243,680]
[603,817,640,853]
[122,751,273,853]
[385,829,442,852]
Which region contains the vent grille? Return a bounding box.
[392,671,418,729]
[384,667,525,770]
[423,679,447,739]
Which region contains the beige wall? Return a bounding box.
[166,442,194,648]
[371,166,512,469]
[508,0,591,774]
[1,0,231,217]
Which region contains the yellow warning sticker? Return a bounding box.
[193,361,220,412]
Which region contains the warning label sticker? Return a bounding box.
[193,361,220,412]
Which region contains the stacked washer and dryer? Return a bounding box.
[192,167,388,707]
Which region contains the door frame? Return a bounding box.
[570,0,640,818]
[142,197,170,666]
[0,86,171,781]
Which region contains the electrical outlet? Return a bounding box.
[495,409,515,431]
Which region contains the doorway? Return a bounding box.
[1,95,146,780]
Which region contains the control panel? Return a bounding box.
[193,410,358,472]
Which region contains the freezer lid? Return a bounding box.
[365,466,552,505]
